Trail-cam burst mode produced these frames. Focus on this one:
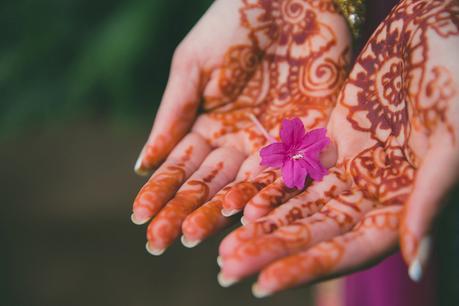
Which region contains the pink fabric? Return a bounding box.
[345,252,437,306]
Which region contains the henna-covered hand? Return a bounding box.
[131,0,351,254]
[218,0,459,296]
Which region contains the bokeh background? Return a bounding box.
[1,0,458,305]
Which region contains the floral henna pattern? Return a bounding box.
[196,0,350,152]
[219,0,459,295]
[135,0,351,255]
[133,146,193,221]
[146,162,225,252]
[181,185,234,245]
[256,208,401,295]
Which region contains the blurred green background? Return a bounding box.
[1,0,458,306]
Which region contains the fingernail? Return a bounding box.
[240,216,247,225]
[252,283,271,298]
[217,256,223,268]
[134,152,149,176]
[217,272,238,288]
[131,207,151,225]
[181,235,200,248]
[221,208,239,217]
[145,241,165,256]
[408,236,432,282]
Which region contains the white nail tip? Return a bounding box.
[217,273,238,288]
[221,209,239,217]
[181,236,200,248]
[240,216,247,225]
[252,283,271,298]
[130,213,148,225]
[134,155,149,176]
[409,260,422,282]
[217,256,223,268]
[408,236,432,282]
[134,155,143,172]
[145,242,165,256]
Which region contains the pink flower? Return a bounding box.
[260,118,330,189]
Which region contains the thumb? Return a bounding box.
[135,52,203,175]
[400,141,459,282]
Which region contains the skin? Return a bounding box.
[218,0,459,297]
[131,0,351,253]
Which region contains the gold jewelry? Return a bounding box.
[334,0,366,40]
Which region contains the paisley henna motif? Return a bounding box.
[219,0,459,296]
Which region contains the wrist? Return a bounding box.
[334,0,366,40]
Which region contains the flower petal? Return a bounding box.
[298,156,328,181]
[281,159,308,189]
[280,118,305,147]
[299,128,330,159]
[260,142,288,168]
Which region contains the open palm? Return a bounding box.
[218,0,459,296]
[131,0,350,254]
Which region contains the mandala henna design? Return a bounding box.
[135,0,351,256]
[219,0,459,295]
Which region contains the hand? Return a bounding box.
[218,0,459,296]
[131,0,351,254]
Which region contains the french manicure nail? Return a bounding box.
[221,208,239,217]
[145,241,165,256]
[252,283,271,298]
[240,216,247,225]
[217,256,223,268]
[131,206,151,225]
[408,236,431,282]
[134,152,149,176]
[217,272,238,288]
[181,235,200,248]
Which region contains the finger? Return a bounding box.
[242,178,301,223]
[135,55,202,175]
[253,206,401,298]
[400,145,459,281]
[132,133,211,224]
[235,153,265,181]
[146,147,245,254]
[222,169,278,216]
[181,183,237,247]
[181,153,264,245]
[219,189,375,282]
[219,168,348,257]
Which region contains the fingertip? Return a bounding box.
[221,208,240,217]
[145,241,165,256]
[252,283,272,298]
[408,260,422,282]
[130,213,149,225]
[408,236,432,282]
[217,272,239,288]
[181,235,201,248]
[131,206,152,225]
[217,256,223,268]
[134,148,152,176]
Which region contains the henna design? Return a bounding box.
[256,208,402,294]
[136,0,351,254]
[219,0,459,294]
[182,185,233,243]
[139,102,197,172]
[147,162,225,251]
[133,146,193,218]
[223,170,278,212]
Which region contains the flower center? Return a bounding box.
[292,153,304,160]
